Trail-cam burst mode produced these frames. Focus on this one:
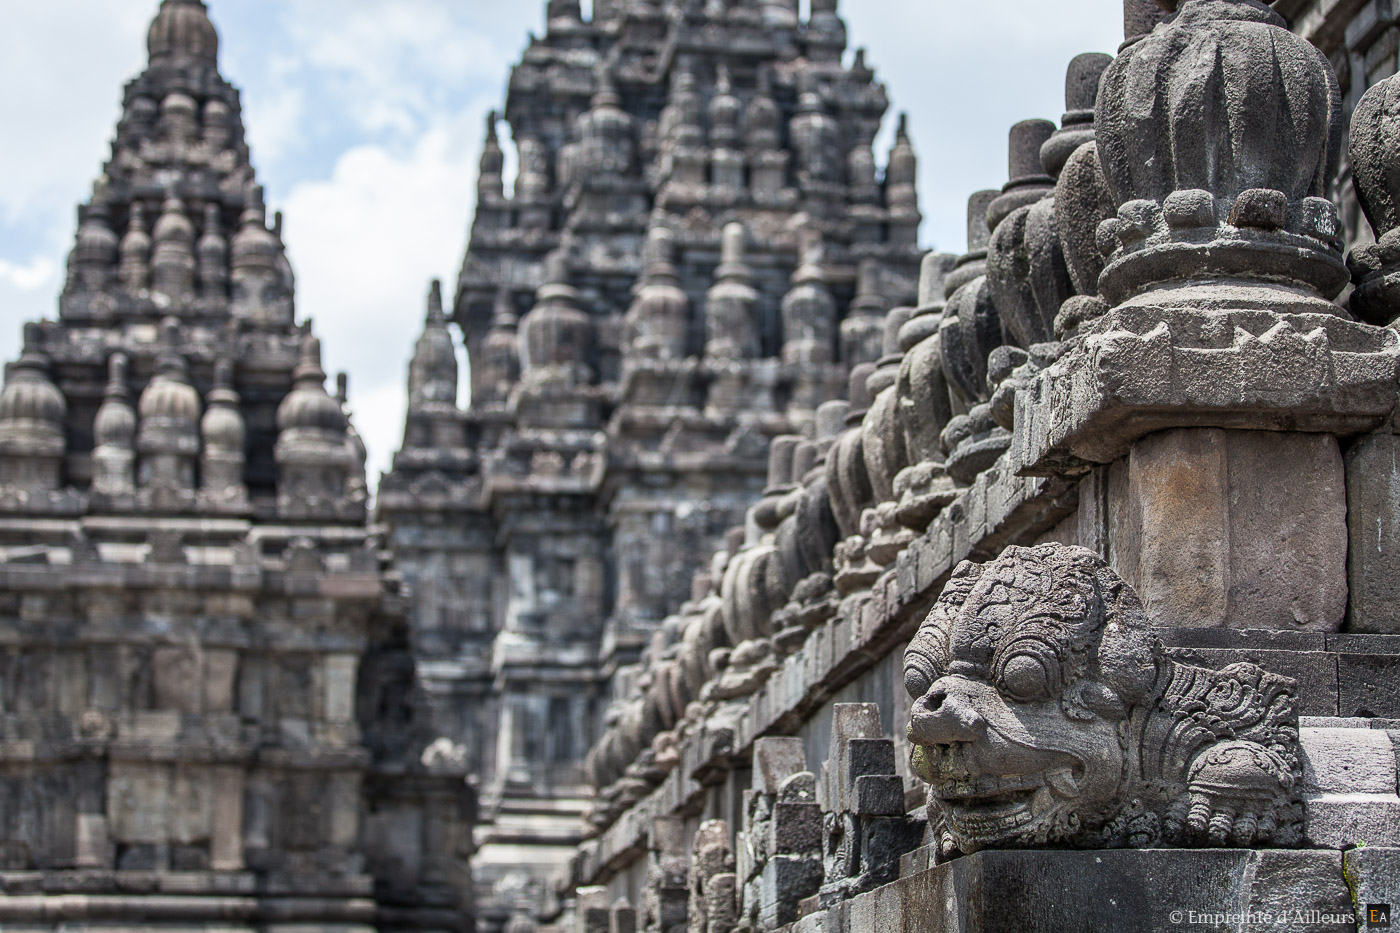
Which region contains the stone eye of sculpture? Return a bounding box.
[905,543,1303,859]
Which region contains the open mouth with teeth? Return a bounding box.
[930,768,1081,845]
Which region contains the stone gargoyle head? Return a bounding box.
[905,543,1302,858]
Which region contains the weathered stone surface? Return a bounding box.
[1107,428,1347,631]
[1344,847,1400,929]
[1299,724,1400,847]
[1345,433,1400,633]
[837,848,1352,933]
[1015,308,1400,475]
[1336,648,1400,719]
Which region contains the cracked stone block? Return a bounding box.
[1346,434,1400,633]
[1300,726,1400,847]
[1109,428,1346,631]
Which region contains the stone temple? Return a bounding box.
[8,0,1400,931]
[0,1,472,930]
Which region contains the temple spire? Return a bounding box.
[408,280,460,410]
[480,110,505,199]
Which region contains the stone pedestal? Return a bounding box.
[1108,428,1347,631]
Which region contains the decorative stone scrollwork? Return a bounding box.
[905,543,1303,859]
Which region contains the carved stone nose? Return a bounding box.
[908,678,986,747]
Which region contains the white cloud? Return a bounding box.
[0,257,57,294]
[273,0,527,138]
[277,107,488,484]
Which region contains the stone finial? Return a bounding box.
[805,0,847,61]
[521,250,594,383]
[230,187,288,329]
[1123,0,1171,46]
[92,353,136,496]
[514,136,552,208]
[848,141,881,211]
[73,199,118,292]
[161,91,199,149]
[885,114,921,246]
[547,0,583,24]
[480,109,505,198]
[705,224,760,360]
[710,65,742,149]
[660,57,706,154]
[906,543,1303,858]
[627,226,690,360]
[945,190,1000,299]
[746,69,782,152]
[841,261,888,369]
[276,332,356,518]
[137,320,201,495]
[147,0,218,69]
[988,161,1075,348]
[1346,73,1400,323]
[200,358,248,506]
[781,241,837,365]
[918,252,954,305]
[119,203,152,292]
[1040,53,1113,178]
[476,285,522,402]
[151,195,196,299]
[1055,142,1117,297]
[202,97,232,149]
[197,202,228,300]
[845,363,876,422]
[766,436,801,493]
[408,279,459,410]
[1094,0,1346,314]
[987,120,1057,232]
[0,339,68,493]
[790,440,818,483]
[790,80,841,184]
[576,67,635,178]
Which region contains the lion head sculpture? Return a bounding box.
[904,543,1302,858]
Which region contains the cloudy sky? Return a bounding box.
[0,0,1121,485]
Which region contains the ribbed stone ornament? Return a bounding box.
[1095,0,1347,314]
[1347,72,1400,324]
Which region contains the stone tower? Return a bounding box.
[378,0,925,928]
[0,2,474,929]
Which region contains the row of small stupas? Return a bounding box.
[376,0,929,927]
[550,0,1400,931]
[0,2,473,930]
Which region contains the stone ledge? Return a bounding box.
[1015,308,1400,476]
[785,849,1353,933]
